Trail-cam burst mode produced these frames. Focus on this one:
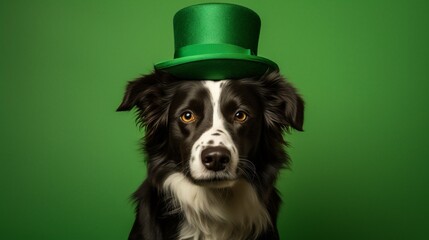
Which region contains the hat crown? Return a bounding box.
[173,3,261,57]
[155,3,278,80]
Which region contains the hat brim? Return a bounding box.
[154,53,278,80]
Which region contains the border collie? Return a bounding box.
[117,70,304,240]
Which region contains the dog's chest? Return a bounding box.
[178,221,243,240]
[164,173,271,240]
[178,215,260,240]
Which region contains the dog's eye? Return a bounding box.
[180,111,196,123]
[234,111,248,123]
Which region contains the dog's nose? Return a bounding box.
[201,147,231,172]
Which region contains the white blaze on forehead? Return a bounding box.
[188,80,239,180]
[203,81,224,129]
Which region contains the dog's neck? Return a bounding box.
[163,172,271,240]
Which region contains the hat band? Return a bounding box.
[175,43,253,58]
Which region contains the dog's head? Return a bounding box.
[117,70,304,189]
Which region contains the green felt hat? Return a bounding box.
[154,3,279,80]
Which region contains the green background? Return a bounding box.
[1,0,428,239]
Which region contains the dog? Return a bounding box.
[117,69,304,240]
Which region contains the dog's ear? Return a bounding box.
[116,70,176,130]
[261,71,305,131]
[282,84,304,131]
[116,72,159,112]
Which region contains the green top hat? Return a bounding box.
[154,3,279,80]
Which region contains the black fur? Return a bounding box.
[117,70,304,239]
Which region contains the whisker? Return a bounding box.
[238,158,259,182]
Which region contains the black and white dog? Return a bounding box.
[117,70,304,240]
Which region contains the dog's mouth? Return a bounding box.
[191,175,238,188]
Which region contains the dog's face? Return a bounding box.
[117,70,304,189]
[167,80,265,187]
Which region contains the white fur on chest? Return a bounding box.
[163,173,271,240]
